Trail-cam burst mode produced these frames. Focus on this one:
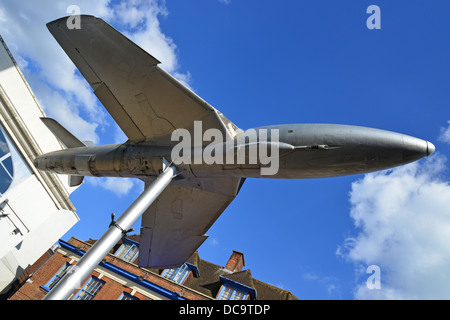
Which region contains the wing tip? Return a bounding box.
[46,14,98,28]
[46,14,162,68]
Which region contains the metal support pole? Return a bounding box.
[43,160,177,300]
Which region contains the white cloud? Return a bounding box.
[110,0,191,83]
[439,121,450,144]
[302,272,342,298]
[24,71,100,144]
[208,237,220,247]
[112,1,147,29]
[302,272,320,281]
[86,177,140,197]
[338,154,450,299]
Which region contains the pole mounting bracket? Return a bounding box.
[109,212,134,237]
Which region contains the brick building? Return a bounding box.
[8,235,298,300]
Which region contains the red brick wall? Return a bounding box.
[10,237,211,300]
[66,238,209,300]
[9,251,72,300]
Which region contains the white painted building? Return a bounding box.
[0,35,79,296]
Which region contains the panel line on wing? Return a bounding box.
[94,82,146,140]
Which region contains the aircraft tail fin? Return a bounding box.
[40,117,86,148]
[40,117,86,187]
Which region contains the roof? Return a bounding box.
[88,235,299,300]
[182,257,298,300]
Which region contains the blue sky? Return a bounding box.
[1,0,450,299]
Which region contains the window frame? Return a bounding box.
[217,283,249,300]
[0,125,32,197]
[41,262,71,292]
[114,239,139,263]
[161,263,191,284]
[72,276,105,300]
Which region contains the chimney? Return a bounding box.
[224,250,245,273]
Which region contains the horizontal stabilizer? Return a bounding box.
[40,117,86,148]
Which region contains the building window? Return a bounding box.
[115,241,139,263]
[217,284,248,300]
[119,292,139,300]
[233,289,246,300]
[0,125,31,196]
[162,263,190,284]
[0,150,12,193]
[41,263,71,291]
[0,128,14,194]
[73,276,105,300]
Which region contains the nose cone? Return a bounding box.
[426,141,435,156]
[402,136,435,164]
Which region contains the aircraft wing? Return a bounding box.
[46,15,240,144]
[47,15,245,268]
[138,176,244,268]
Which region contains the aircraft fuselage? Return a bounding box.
[34,123,434,181]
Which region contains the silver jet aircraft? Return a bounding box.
[35,16,435,269]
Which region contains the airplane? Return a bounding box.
[35,15,435,269]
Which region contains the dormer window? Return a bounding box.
[218,284,248,300]
[217,275,256,300]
